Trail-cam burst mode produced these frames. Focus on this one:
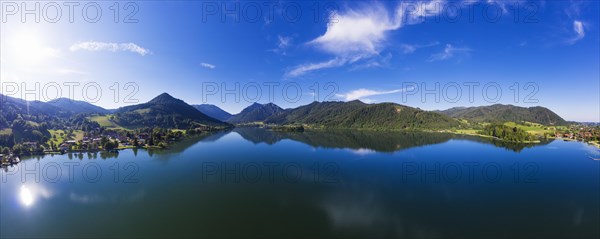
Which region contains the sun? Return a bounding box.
[6,30,59,65]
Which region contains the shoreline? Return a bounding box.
[5,127,599,161]
[436,130,542,144]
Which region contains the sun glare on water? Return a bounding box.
[19,185,35,207]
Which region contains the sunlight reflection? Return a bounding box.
[17,184,54,208]
[19,185,34,207]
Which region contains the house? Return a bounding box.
[138,133,150,140]
[59,143,70,151]
[22,142,38,147]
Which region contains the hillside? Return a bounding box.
[265,100,460,130]
[192,104,232,121]
[0,94,67,130]
[437,104,567,125]
[1,94,65,116]
[112,93,230,129]
[48,98,109,114]
[227,103,283,124]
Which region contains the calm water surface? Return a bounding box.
[1,128,599,238]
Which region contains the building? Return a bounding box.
[22,142,38,147]
[59,143,70,151]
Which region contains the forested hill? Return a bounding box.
[265,100,460,130]
[113,93,230,129]
[436,104,567,125]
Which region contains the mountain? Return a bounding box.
[265,100,460,129]
[0,94,65,116]
[0,94,68,129]
[436,104,567,125]
[0,94,59,145]
[1,95,108,116]
[112,93,230,129]
[48,98,109,114]
[192,104,232,122]
[227,103,283,124]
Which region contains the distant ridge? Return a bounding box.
[192,104,232,122]
[227,102,283,123]
[48,98,109,114]
[1,93,66,116]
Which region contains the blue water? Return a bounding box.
[1,129,599,238]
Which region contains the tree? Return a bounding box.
[12,144,23,155]
[104,140,117,151]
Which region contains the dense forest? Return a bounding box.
[265,101,461,130]
[113,93,230,129]
[437,104,568,125]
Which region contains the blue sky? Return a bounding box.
[0,0,598,121]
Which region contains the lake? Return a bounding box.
[1,128,599,238]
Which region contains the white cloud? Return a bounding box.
[400,41,440,54]
[351,53,393,70]
[479,0,529,13]
[200,62,216,69]
[270,35,293,55]
[287,0,447,77]
[398,0,447,25]
[568,20,585,44]
[286,58,347,77]
[277,35,292,49]
[400,44,417,54]
[485,0,509,12]
[309,5,401,58]
[69,42,151,56]
[573,20,585,38]
[428,44,471,62]
[336,87,415,101]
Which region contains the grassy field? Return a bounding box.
[455,129,480,135]
[24,120,40,127]
[88,115,130,130]
[0,128,12,135]
[48,130,66,144]
[73,130,84,141]
[48,130,85,144]
[503,122,554,136]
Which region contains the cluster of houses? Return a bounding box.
[56,132,152,152]
[0,153,19,166]
[555,127,599,141]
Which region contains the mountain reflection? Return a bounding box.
[232,127,550,153]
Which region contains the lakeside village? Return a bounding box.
[0,125,222,167]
